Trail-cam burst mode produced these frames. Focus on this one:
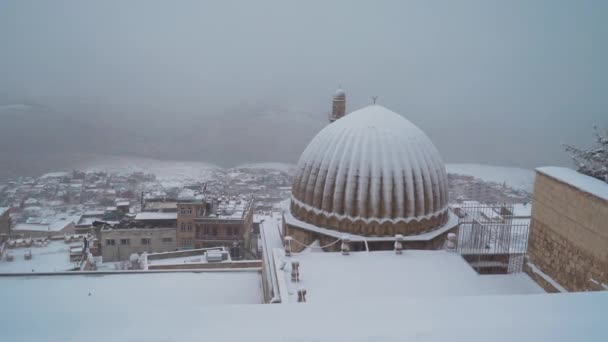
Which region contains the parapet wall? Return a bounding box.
[526,170,608,292]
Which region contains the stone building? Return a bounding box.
[100,227,177,262]
[0,207,10,240]
[284,104,458,252]
[525,167,608,292]
[11,219,76,238]
[176,196,254,259]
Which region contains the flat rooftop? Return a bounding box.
[273,249,544,303]
[0,241,78,273]
[0,272,261,308]
[0,288,604,341]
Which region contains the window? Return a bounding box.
[204,226,210,235]
[180,222,186,232]
[141,238,151,245]
[120,239,130,245]
[162,237,173,244]
[187,207,192,215]
[182,238,192,246]
[187,223,192,232]
[106,239,115,246]
[180,207,186,215]
[212,227,218,236]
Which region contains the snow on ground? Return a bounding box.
[233,162,296,173]
[0,272,261,313]
[81,155,221,187]
[0,288,605,341]
[274,249,544,304]
[446,163,535,192]
[0,241,79,273]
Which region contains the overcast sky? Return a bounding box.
[0,0,606,177]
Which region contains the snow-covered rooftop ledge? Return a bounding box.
[282,199,459,242]
[0,268,261,277]
[536,167,608,201]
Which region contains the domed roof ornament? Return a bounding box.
[292,105,449,237]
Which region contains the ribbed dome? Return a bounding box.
[291,105,449,236]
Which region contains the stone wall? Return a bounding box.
[101,227,177,262]
[525,171,608,292]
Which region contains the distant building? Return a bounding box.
[176,196,254,259]
[0,207,10,239]
[100,227,176,262]
[12,219,76,238]
[142,199,178,213]
[133,212,177,228]
[115,201,130,214]
[525,167,608,292]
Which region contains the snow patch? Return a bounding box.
[446,163,535,192]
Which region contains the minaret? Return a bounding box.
[329,88,346,123]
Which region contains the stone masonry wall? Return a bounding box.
[526,172,608,292]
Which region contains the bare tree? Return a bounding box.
[563,126,608,183]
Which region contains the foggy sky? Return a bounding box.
[0,0,606,178]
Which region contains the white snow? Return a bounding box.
[526,261,568,292]
[446,163,535,192]
[134,212,178,220]
[0,241,78,273]
[0,290,606,341]
[82,155,221,187]
[512,203,532,217]
[0,271,261,311]
[233,162,295,173]
[293,105,448,221]
[537,166,608,200]
[39,171,70,179]
[273,249,544,304]
[0,207,9,216]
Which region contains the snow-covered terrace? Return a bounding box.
[0,240,79,273]
[0,287,604,341]
[273,249,544,304]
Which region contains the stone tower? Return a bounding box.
[329,88,346,123]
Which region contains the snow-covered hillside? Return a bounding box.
[446,163,535,192]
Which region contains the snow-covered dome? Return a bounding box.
[291,105,449,236]
[334,89,345,98]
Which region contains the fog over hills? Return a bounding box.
[1,1,606,180]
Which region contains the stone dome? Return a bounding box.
[291,105,449,236]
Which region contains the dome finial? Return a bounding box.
[372,96,378,104]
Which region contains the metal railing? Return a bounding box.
[453,203,530,274]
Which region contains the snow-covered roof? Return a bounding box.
[115,201,130,206]
[134,212,178,220]
[512,203,532,217]
[13,219,74,233]
[273,249,543,304]
[292,105,448,224]
[0,241,77,273]
[1,277,604,341]
[0,207,8,216]
[0,272,261,316]
[536,167,608,201]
